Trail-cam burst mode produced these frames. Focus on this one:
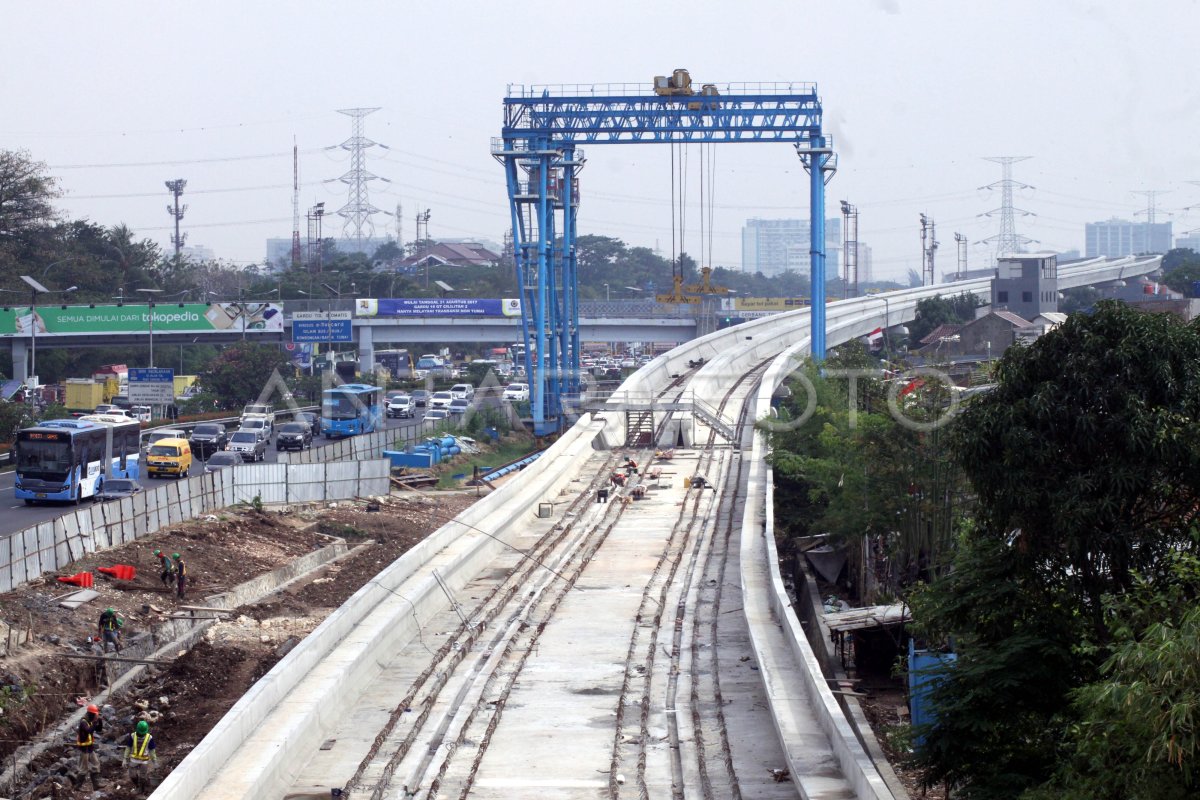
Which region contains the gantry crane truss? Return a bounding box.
[493,80,836,434]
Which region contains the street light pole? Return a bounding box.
[19,275,77,389]
[136,289,163,368]
[881,296,891,361]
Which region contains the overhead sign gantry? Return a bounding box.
[493,70,835,434]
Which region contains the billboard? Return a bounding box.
[354,298,521,318]
[0,303,284,337]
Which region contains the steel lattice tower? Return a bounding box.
[981,156,1035,260]
[335,107,384,252]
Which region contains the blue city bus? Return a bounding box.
[321,384,382,438]
[14,416,142,505]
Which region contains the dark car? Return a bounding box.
[93,478,143,503]
[294,411,321,435]
[204,451,244,473]
[276,422,313,451]
[188,422,228,459]
[226,430,268,462]
[410,389,430,408]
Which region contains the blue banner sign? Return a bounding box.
[292,314,353,343]
[128,368,176,405]
[128,368,175,384]
[354,298,521,318]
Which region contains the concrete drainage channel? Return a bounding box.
[0,517,359,796]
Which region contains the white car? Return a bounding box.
[238,418,271,443]
[425,408,449,421]
[450,383,475,400]
[503,383,530,402]
[430,391,454,409]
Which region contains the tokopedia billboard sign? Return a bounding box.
[0,302,284,337]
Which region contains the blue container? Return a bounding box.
[908,639,956,747]
[383,449,434,469]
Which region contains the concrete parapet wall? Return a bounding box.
[740,337,896,799]
[152,415,607,800]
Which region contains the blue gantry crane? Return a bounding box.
[493,69,836,435]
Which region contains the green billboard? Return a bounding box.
[0,302,284,337]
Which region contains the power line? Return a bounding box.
[50,148,330,169]
[64,181,328,200]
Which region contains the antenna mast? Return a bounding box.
[165,179,187,263]
[840,200,858,298]
[291,139,302,269]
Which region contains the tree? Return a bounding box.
[0,401,35,444]
[908,292,981,343]
[766,343,966,600]
[0,150,59,243]
[911,301,1200,797]
[1159,248,1200,296]
[1025,552,1200,800]
[198,343,295,408]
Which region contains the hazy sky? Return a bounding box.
[4,0,1197,283]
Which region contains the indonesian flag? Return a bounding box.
[866,327,884,346]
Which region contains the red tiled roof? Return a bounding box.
[918,323,963,346]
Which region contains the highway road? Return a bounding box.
[0,413,429,537]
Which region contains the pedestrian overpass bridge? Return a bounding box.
[124,255,1166,798]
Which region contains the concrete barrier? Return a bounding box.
[0,462,390,594]
[152,415,608,799]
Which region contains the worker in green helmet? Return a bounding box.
[97,607,123,653]
[154,548,176,589]
[120,719,158,792]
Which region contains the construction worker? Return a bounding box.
[154,549,176,589]
[120,719,158,792]
[76,704,105,790]
[624,457,639,477]
[97,607,123,654]
[173,553,188,601]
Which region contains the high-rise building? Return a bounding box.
[741,218,841,277]
[1175,232,1200,255]
[1085,218,1172,257]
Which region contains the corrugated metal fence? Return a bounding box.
[276,419,437,465]
[0,460,389,594]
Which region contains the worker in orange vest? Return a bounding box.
[76,704,105,790]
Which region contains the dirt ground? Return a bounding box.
[0,491,477,800]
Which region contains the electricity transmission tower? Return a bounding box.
[335,107,385,253]
[1132,189,1170,253]
[980,156,1035,260]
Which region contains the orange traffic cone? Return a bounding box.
[57,572,94,589]
[97,565,136,581]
